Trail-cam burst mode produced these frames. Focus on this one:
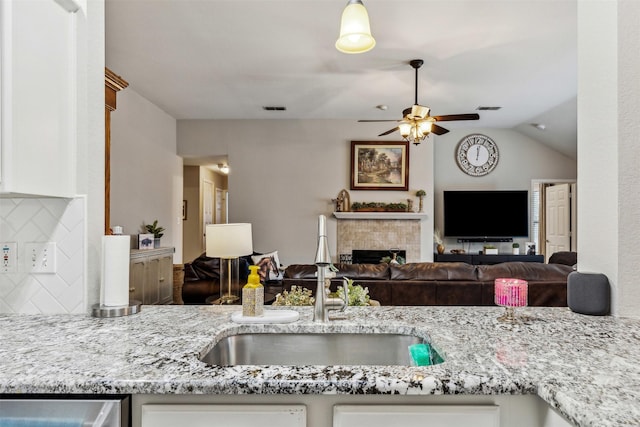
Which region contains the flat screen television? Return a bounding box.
[443,190,529,240]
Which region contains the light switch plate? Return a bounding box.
[25,242,57,274]
[1,242,18,273]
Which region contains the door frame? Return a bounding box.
[530,179,577,260]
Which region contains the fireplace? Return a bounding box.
[351,249,406,264]
[333,211,428,263]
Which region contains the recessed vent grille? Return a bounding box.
[476,106,502,111]
[262,106,286,111]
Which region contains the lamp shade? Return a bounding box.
[335,0,375,54]
[205,223,253,258]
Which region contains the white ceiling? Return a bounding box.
[106,0,577,159]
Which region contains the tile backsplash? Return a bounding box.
[0,197,85,314]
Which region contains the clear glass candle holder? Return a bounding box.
[494,278,528,322]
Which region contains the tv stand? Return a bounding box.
[434,253,544,265]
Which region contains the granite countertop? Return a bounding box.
[0,306,639,427]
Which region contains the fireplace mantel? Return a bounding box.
[333,212,428,220]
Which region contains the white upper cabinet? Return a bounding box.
[0,0,80,197]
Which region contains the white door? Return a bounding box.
[545,183,571,257]
[203,180,214,248]
[215,188,226,224]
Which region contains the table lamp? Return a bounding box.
[206,223,253,304]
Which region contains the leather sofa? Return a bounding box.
[283,262,573,306]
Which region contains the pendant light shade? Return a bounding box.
[335,0,375,54]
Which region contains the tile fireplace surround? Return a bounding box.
[333,212,427,263]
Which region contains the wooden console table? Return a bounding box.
[434,253,544,265]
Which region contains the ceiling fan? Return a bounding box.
[359,59,480,145]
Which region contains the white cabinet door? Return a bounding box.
[0,0,79,197]
[141,404,306,427]
[333,405,499,427]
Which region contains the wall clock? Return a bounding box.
[455,134,499,177]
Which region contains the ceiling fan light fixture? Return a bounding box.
[335,0,375,54]
[399,122,412,137]
[399,121,429,145]
[410,104,430,120]
[419,121,432,134]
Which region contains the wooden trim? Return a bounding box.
[105,67,128,234]
[105,67,129,92]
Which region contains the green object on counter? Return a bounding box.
[409,343,434,366]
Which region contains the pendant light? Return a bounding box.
[335,0,375,54]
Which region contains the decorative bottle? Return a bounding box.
[242,265,264,317]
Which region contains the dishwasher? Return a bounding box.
[0,395,130,427]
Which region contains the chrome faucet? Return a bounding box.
[313,215,348,322]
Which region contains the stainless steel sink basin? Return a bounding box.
[201,333,444,366]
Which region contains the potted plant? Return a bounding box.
[416,189,426,213]
[512,242,520,255]
[144,220,165,248]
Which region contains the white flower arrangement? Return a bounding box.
[273,285,315,306]
[337,278,371,306]
[434,228,443,245]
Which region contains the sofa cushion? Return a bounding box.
[477,262,573,282]
[284,263,390,280]
[548,251,577,266]
[390,262,477,281]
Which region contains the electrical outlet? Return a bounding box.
[1,242,18,273]
[25,242,57,274]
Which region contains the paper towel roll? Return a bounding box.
[101,235,130,306]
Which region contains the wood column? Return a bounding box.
[104,68,129,234]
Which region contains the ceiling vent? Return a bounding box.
[262,106,286,111]
[476,106,502,111]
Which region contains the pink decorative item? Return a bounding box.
[494,278,528,322]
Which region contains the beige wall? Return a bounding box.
[110,88,183,262]
[177,120,575,265]
[434,128,577,254]
[178,119,435,265]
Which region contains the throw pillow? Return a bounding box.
[251,250,282,283]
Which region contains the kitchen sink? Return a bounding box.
[201,333,444,366]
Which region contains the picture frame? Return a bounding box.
[182,200,188,220]
[350,141,409,191]
[139,233,155,250]
[525,242,536,255]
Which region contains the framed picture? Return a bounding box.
[350,141,409,191]
[525,242,536,255]
[182,200,188,220]
[139,233,154,250]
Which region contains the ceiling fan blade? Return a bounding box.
[379,127,399,136]
[433,113,480,122]
[358,119,400,122]
[431,124,450,135]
